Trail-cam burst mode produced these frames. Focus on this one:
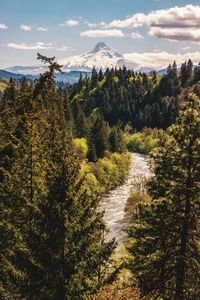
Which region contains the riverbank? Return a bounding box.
[80,151,131,198]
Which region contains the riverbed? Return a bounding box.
[99,153,151,245]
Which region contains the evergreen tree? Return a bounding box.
[109,126,125,153]
[193,63,200,84]
[91,67,98,88]
[128,94,200,299]
[0,54,115,299]
[181,60,193,87]
[0,78,27,299]
[90,117,110,158]
[180,62,188,87]
[72,100,88,138]
[186,59,193,83]
[87,140,97,162]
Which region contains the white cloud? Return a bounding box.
[57,46,74,51]
[37,26,48,32]
[149,27,200,43]
[107,13,145,29]
[83,20,97,28]
[6,41,75,52]
[80,29,124,38]
[61,19,79,27]
[7,42,54,50]
[146,5,200,28]
[107,5,200,43]
[20,24,32,31]
[0,23,8,30]
[124,51,200,70]
[130,32,144,39]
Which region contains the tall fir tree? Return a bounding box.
[128,94,200,299]
[0,54,115,299]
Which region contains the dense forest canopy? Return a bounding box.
[65,59,200,131]
[0,54,199,299]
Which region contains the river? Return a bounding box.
[99,153,152,246]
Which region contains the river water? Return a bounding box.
[99,153,151,246]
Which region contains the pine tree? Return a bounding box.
[181,60,193,87]
[72,100,88,138]
[193,63,200,84]
[180,61,188,87]
[87,140,97,162]
[128,94,200,299]
[109,126,125,153]
[0,79,26,299]
[91,67,98,88]
[186,59,193,84]
[90,117,110,158]
[0,54,115,299]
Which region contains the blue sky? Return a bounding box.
[1,0,200,68]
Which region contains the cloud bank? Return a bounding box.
[107,5,200,43]
[124,51,200,70]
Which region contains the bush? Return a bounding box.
[82,172,102,196]
[80,152,131,196]
[74,138,88,160]
[125,129,159,154]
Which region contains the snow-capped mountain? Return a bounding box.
[58,42,137,72]
[5,42,137,76]
[5,65,47,76]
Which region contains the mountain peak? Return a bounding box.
[57,42,137,72]
[92,42,110,52]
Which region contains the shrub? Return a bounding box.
[74,138,88,160]
[125,130,159,154]
[80,152,131,196]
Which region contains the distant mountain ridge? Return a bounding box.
[5,42,137,76]
[1,42,166,83]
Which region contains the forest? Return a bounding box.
[0,54,199,300]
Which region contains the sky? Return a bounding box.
[1,0,200,69]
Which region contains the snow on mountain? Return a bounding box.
[5,65,47,76]
[4,42,137,76]
[58,42,137,72]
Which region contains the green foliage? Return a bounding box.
[81,152,131,195]
[109,126,125,153]
[88,117,110,161]
[67,63,185,130]
[81,171,102,197]
[0,81,7,92]
[72,100,89,138]
[0,55,115,299]
[128,94,200,299]
[125,129,159,154]
[74,138,88,160]
[125,192,150,220]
